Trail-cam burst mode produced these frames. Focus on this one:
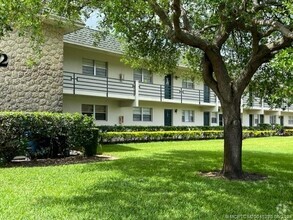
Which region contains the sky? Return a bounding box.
[84,11,99,29]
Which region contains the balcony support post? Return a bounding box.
[134,80,139,107]
[73,73,76,95]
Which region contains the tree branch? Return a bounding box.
[202,53,220,96]
[266,37,292,53]
[147,0,208,50]
[204,47,234,101]
[215,24,232,49]
[172,0,181,32]
[182,8,191,31]
[253,1,285,12]
[214,3,234,49]
[254,19,293,39]
[147,0,173,29]
[261,27,276,38]
[236,37,292,94]
[250,26,261,56]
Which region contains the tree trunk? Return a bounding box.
[221,98,243,179]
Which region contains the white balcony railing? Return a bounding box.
[63,71,217,105]
[63,71,292,111]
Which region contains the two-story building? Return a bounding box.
[62,28,293,127]
[1,26,292,127]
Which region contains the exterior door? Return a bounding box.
[203,84,210,103]
[219,114,223,126]
[164,109,173,126]
[203,112,210,126]
[249,114,254,127]
[164,74,172,99]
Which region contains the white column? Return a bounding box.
[134,80,139,107]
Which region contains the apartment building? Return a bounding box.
[62,28,293,127]
[0,25,292,127]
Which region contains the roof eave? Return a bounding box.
[64,40,123,56]
[42,14,84,34]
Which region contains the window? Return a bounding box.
[82,59,94,75]
[254,114,259,125]
[95,105,107,120]
[288,116,293,125]
[82,58,107,77]
[182,110,194,122]
[269,115,276,124]
[260,114,264,124]
[211,112,217,123]
[81,104,107,121]
[133,69,152,83]
[255,118,259,125]
[81,104,94,117]
[182,79,194,89]
[133,107,152,121]
[254,114,264,125]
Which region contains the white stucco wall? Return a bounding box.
[64,45,131,79]
[63,94,224,126]
[63,44,210,88]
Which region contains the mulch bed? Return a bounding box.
[3,155,117,168]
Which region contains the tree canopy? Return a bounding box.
[0,0,87,45]
[250,48,292,108]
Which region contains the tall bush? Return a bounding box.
[0,112,96,162]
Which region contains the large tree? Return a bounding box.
[1,0,292,179]
[93,0,293,179]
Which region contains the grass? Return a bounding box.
[0,137,292,219]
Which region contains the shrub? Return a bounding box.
[284,129,293,136]
[97,125,224,132]
[84,128,99,157]
[100,130,224,143]
[242,130,276,138]
[0,112,95,162]
[99,129,292,144]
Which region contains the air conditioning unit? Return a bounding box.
[119,116,124,124]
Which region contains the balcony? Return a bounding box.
[242,96,262,109]
[63,72,292,112]
[63,72,217,105]
[242,95,292,112]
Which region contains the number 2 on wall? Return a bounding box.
[0,53,8,67]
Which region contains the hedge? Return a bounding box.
[97,125,224,132]
[0,112,96,163]
[97,124,287,132]
[99,129,292,144]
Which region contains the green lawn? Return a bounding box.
[0,137,292,219]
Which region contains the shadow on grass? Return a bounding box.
[102,144,140,152]
[36,149,293,219]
